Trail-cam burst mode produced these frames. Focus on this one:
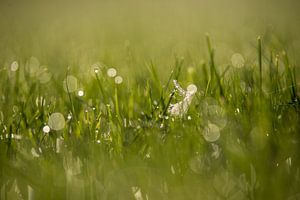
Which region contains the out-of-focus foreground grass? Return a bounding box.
[0,0,300,199]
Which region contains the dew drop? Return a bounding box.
[67,113,72,120]
[202,123,220,142]
[38,68,52,84]
[231,53,245,68]
[91,62,102,74]
[114,75,123,84]
[107,68,117,77]
[77,90,84,97]
[63,75,78,93]
[11,61,19,71]
[28,56,40,76]
[48,113,65,131]
[42,125,50,133]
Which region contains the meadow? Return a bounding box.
[0,0,300,199]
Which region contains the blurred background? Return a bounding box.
[0,0,300,76]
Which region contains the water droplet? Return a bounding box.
[115,75,123,84]
[11,61,19,71]
[189,155,203,174]
[107,68,117,77]
[231,53,245,68]
[63,75,78,93]
[96,140,101,144]
[48,113,65,131]
[202,123,220,142]
[38,68,52,84]
[42,125,50,133]
[206,105,227,129]
[91,62,102,74]
[77,90,84,97]
[187,116,192,120]
[27,56,40,76]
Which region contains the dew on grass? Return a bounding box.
[107,68,117,77]
[202,123,220,142]
[94,68,99,74]
[27,56,40,76]
[77,89,84,97]
[96,140,101,144]
[231,53,245,68]
[10,61,19,71]
[48,112,65,131]
[38,68,52,84]
[43,125,50,133]
[189,155,203,174]
[91,62,102,74]
[114,76,123,84]
[63,75,78,93]
[207,105,227,129]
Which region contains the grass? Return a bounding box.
[0,0,300,199]
[0,35,299,200]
